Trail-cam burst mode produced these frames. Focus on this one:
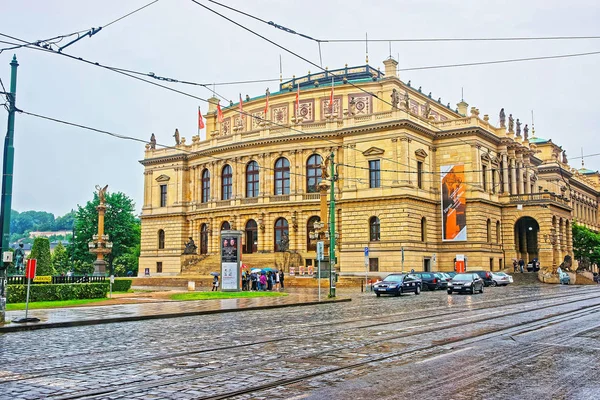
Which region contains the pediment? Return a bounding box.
[414,148,428,159]
[362,147,385,156]
[481,152,491,162]
[155,174,171,182]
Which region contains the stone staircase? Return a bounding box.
[507,271,540,285]
[180,254,220,276]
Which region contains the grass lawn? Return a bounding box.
[170,291,288,301]
[6,298,110,310]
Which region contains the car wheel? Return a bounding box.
[415,285,421,295]
[396,288,403,297]
[447,290,453,295]
[471,286,476,295]
[491,281,497,287]
[376,293,380,297]
[480,285,484,294]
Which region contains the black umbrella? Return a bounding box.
[210,272,220,276]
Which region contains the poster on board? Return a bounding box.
[220,231,242,291]
[440,165,467,241]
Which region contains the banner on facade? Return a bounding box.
[440,165,467,241]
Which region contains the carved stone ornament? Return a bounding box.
[362,147,385,156]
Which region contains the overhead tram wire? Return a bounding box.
[102,0,160,29]
[323,35,600,43]
[2,33,540,186]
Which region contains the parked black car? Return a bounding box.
[447,273,484,294]
[469,270,494,287]
[412,272,442,290]
[373,274,422,297]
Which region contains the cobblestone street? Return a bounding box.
[2,284,600,399]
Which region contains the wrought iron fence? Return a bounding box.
[7,275,107,285]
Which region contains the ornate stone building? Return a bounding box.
[139,59,599,276]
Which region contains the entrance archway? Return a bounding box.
[514,217,539,264]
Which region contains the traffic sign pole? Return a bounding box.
[316,241,324,302]
[364,247,369,292]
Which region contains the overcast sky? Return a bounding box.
[2,0,599,217]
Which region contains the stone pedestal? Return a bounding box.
[93,259,107,276]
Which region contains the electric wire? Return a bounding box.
[324,35,600,43]
[102,0,160,29]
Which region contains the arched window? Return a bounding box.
[158,229,165,249]
[201,169,210,203]
[487,219,492,243]
[246,161,259,198]
[221,164,232,200]
[307,216,320,251]
[274,157,290,195]
[244,219,258,254]
[496,221,501,243]
[221,221,231,231]
[200,223,209,254]
[421,217,427,242]
[369,217,380,242]
[274,217,289,252]
[306,154,322,193]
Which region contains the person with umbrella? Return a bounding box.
[211,272,219,291]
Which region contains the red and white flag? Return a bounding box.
[239,93,244,114]
[264,90,269,115]
[295,84,300,115]
[217,101,224,123]
[198,106,205,130]
[329,77,334,113]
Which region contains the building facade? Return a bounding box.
[139,59,599,276]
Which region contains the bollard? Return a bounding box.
[361,280,364,293]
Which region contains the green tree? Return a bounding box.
[51,242,70,275]
[54,210,76,230]
[74,191,140,275]
[28,237,54,276]
[572,223,600,270]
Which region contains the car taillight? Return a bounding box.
[433,278,437,283]
[486,272,491,278]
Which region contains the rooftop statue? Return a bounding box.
[390,88,400,109]
[173,128,180,145]
[523,124,529,140]
[403,92,410,110]
[508,114,514,132]
[423,101,431,119]
[95,184,108,204]
[499,108,506,128]
[149,133,156,149]
[516,119,522,137]
[562,150,568,164]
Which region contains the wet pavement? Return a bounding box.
[1,284,600,399]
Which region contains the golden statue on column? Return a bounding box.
[89,185,113,275]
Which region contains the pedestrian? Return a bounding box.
[241,271,247,291]
[513,259,518,273]
[267,271,273,291]
[259,272,267,291]
[519,258,525,273]
[212,274,219,291]
[274,269,280,291]
[279,269,285,289]
[251,272,257,291]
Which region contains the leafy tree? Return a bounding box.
[10,210,55,234]
[74,191,140,275]
[54,210,76,230]
[28,237,54,276]
[572,224,600,270]
[51,242,70,275]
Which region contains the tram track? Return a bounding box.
[36,293,600,399]
[2,288,597,385]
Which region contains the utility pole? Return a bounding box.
[328,151,336,298]
[0,55,19,324]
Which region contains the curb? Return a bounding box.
[0,298,351,333]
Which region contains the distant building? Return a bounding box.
[28,230,71,239]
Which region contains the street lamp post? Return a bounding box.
[88,186,112,276]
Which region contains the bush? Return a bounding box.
[112,279,132,292]
[7,283,108,303]
[29,237,55,276]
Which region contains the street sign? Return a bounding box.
[364,247,369,256]
[25,259,37,279]
[110,275,115,284]
[2,252,12,263]
[364,256,369,267]
[316,241,324,261]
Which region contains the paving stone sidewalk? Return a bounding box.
[0,288,350,333]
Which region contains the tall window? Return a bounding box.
[369,216,380,241]
[158,229,165,249]
[246,161,259,198]
[306,154,322,193]
[369,160,380,188]
[499,161,505,193]
[200,223,208,254]
[421,217,427,242]
[221,221,231,231]
[274,217,289,252]
[307,216,320,251]
[222,164,232,200]
[160,184,167,207]
[487,219,492,242]
[492,169,496,194]
[496,221,501,243]
[244,219,258,253]
[417,161,423,189]
[369,258,379,272]
[274,157,290,195]
[201,169,210,203]
[156,262,163,273]
[482,165,488,191]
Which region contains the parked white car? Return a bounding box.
[491,272,513,286]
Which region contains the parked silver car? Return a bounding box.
[447,273,484,294]
[491,272,513,286]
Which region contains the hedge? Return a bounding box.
[112,279,132,292]
[7,283,109,303]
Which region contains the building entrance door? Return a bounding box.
[423,258,431,272]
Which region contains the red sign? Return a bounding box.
[26,259,37,279]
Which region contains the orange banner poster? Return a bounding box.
[441,165,467,241]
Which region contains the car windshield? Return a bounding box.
[383,274,405,282]
[453,273,473,280]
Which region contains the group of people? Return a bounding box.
[242,270,284,291]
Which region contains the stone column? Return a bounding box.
[399,138,409,186]
[486,165,493,194]
[210,161,217,201]
[502,153,509,194]
[290,150,298,195]
[510,158,517,195]
[391,138,400,186]
[525,165,531,195]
